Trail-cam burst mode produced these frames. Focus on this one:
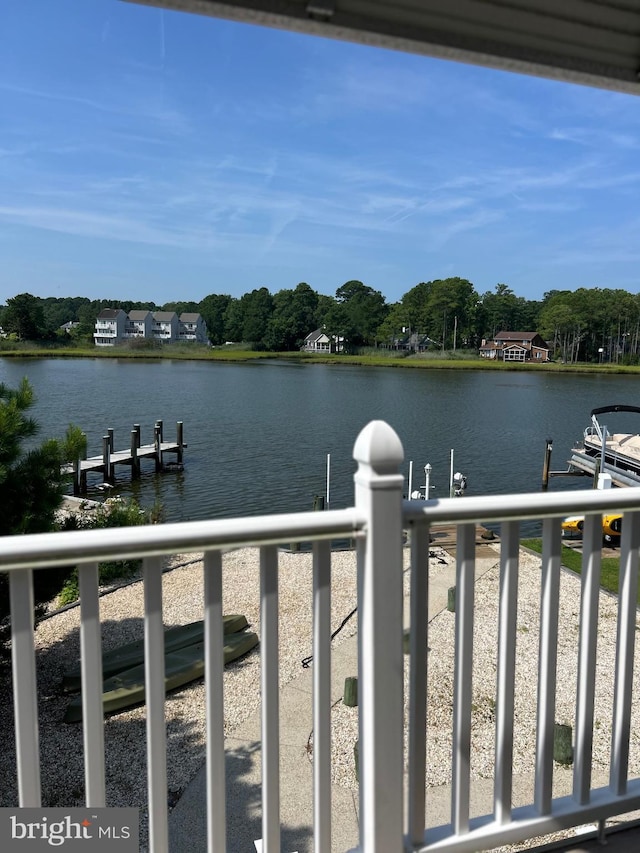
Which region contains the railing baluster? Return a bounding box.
[451,523,475,835]
[204,549,226,853]
[408,520,430,846]
[534,517,562,815]
[610,510,640,796]
[78,561,106,806]
[354,421,405,853]
[9,568,41,806]
[261,544,280,853]
[574,514,602,805]
[494,520,519,825]
[313,539,332,853]
[144,555,168,853]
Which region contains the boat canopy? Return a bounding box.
[591,405,640,417]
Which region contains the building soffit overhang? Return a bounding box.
[126,0,640,96]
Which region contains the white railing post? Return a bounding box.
[353,420,405,853]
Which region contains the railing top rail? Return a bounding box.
[403,486,640,526]
[0,507,365,572]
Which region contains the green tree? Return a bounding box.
[223,298,245,342]
[199,293,232,345]
[480,284,540,341]
[2,293,47,341]
[335,280,388,347]
[264,282,319,351]
[399,278,477,348]
[0,379,74,535]
[0,379,85,618]
[375,302,411,344]
[241,287,274,346]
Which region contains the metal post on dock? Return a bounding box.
[131,430,140,478]
[542,438,553,491]
[103,435,114,484]
[449,449,455,498]
[80,433,87,493]
[176,421,184,463]
[326,453,331,508]
[154,423,163,472]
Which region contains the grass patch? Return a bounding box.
[520,538,636,602]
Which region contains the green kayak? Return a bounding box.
[62,614,249,693]
[64,629,259,723]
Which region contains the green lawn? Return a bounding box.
[520,538,638,603]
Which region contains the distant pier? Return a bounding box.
[62,420,185,494]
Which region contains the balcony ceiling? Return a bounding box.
[129,0,640,94]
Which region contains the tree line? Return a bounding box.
[2,279,640,363]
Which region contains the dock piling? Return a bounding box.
[154,423,163,472]
[177,422,184,463]
[131,430,140,478]
[102,435,114,484]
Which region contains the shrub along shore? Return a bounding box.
[2,343,640,374]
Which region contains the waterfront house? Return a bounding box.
[381,331,433,352]
[151,311,180,342]
[94,309,208,345]
[124,310,154,340]
[479,331,550,362]
[302,327,344,353]
[93,308,128,347]
[178,312,209,343]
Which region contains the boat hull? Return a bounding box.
[62,614,249,692]
[64,630,259,723]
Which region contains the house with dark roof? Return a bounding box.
[125,310,154,340]
[479,331,550,362]
[381,331,434,353]
[94,308,208,346]
[178,312,209,343]
[302,328,344,353]
[94,308,128,346]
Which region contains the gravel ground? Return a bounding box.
[0,546,361,850]
[328,546,640,851]
[2,543,639,852]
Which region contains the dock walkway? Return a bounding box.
[62,420,184,494]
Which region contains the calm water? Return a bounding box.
[1,357,639,522]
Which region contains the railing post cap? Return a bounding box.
[353,420,404,474]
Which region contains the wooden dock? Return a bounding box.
[62,420,185,494]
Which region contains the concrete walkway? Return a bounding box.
[168,539,498,852]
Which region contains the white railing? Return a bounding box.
[2,420,640,852]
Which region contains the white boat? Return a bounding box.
[581,405,640,478]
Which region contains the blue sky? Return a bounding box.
[1,1,640,306]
